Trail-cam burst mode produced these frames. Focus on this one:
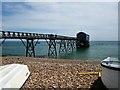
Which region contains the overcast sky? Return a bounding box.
[2,1,118,41]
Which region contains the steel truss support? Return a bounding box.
[0,38,6,46]
[66,40,74,53]
[20,39,39,57]
[48,39,57,57]
[26,39,35,57]
[59,40,67,53]
[73,40,76,49]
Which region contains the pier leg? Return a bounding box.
[73,40,76,49]
[67,40,73,53]
[59,40,67,53]
[26,39,35,57]
[0,39,6,46]
[48,39,57,57]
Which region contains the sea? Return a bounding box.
[0,41,119,61]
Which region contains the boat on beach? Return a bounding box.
[0,64,30,89]
[101,57,120,89]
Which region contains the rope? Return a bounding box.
[78,71,101,77]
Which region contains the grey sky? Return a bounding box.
[2,1,118,41]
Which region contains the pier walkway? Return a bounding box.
[0,31,77,57]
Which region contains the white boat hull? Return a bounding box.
[101,66,120,89]
[0,64,30,89]
[101,57,120,89]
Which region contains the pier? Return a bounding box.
[0,31,89,57]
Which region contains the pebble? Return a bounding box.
[0,56,107,89]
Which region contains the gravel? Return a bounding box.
[0,56,108,90]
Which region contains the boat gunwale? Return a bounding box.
[101,61,120,71]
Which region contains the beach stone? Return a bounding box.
[0,56,107,89]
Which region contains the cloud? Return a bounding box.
[2,2,118,41]
[2,0,25,2]
[2,0,119,2]
[2,2,33,16]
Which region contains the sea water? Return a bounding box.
[0,41,118,61]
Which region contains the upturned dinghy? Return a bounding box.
[101,57,120,89]
[0,64,30,89]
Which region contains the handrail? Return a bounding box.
[0,31,77,40]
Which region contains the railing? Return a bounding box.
[0,31,76,40]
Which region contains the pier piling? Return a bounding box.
[0,31,89,57]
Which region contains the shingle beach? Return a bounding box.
[0,56,108,90]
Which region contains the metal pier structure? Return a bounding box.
[0,31,78,57]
